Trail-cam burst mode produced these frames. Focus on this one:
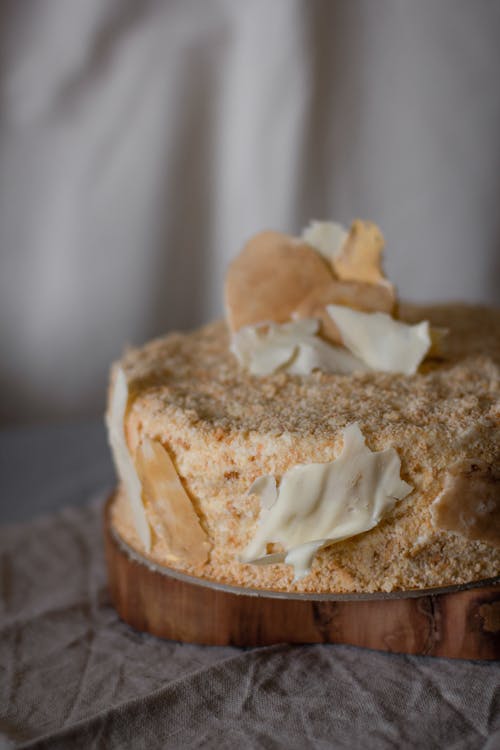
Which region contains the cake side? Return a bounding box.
[109,302,500,593]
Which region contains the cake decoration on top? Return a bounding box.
[431,459,500,548]
[230,318,367,376]
[225,219,443,376]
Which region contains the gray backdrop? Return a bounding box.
[1,0,500,423]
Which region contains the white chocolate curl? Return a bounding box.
[241,422,412,580]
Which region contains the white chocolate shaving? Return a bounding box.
[106,367,151,551]
[326,305,431,375]
[241,422,412,580]
[248,475,278,510]
[230,319,367,376]
[302,220,348,261]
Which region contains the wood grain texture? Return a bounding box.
[104,495,500,658]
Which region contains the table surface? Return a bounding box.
[1,421,499,750]
[0,420,114,524]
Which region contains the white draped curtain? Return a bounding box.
[1,0,499,422]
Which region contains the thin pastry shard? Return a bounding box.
[332,219,391,287]
[135,437,211,565]
[431,459,500,548]
[294,278,396,345]
[224,230,334,332]
[428,326,449,358]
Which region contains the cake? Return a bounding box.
[106,221,500,594]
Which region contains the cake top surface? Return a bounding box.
[120,302,499,446]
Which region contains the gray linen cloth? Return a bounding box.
[1,499,500,750]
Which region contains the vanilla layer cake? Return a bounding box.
[109,302,500,593]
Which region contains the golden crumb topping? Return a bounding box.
[110,302,500,593]
[120,303,499,446]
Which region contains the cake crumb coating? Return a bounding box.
[110,303,500,593]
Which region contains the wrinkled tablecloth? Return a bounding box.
[1,424,499,749]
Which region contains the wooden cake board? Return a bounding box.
[104,494,500,659]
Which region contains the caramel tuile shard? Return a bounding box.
[135,437,211,565]
[294,278,396,345]
[431,459,500,548]
[428,326,449,359]
[332,220,395,293]
[224,231,334,332]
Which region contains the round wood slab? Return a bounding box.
[104,494,500,659]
